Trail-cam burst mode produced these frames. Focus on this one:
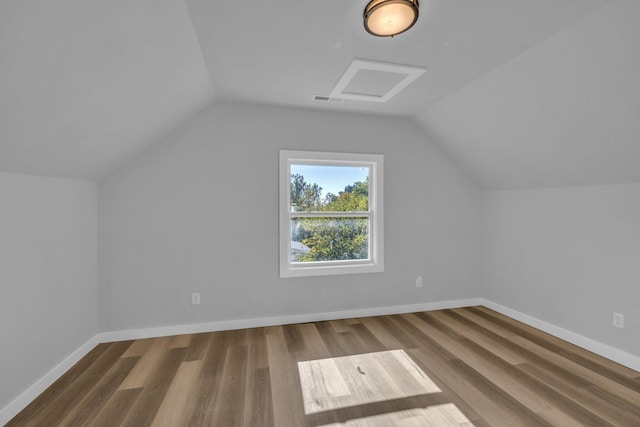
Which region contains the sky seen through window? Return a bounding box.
[290,164,369,197]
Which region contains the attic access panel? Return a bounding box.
[329,59,426,103]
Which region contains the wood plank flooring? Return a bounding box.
[7,306,640,426]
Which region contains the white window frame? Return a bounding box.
[279,150,384,278]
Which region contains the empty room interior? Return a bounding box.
[2,0,640,426]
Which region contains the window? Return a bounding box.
[279,150,384,278]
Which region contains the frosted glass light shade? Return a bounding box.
[364,0,419,37]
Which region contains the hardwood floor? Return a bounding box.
[7,306,640,426]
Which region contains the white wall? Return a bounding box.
[4,101,640,418]
[98,102,482,332]
[0,173,98,412]
[483,183,640,355]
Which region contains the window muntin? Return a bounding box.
[280,151,383,278]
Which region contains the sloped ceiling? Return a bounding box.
[0,0,214,179]
[2,0,639,189]
[416,1,640,189]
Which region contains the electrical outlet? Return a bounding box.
[612,312,624,329]
[192,293,201,305]
[416,276,423,288]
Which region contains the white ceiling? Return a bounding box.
[416,0,640,188]
[2,0,639,188]
[186,0,606,115]
[0,0,214,179]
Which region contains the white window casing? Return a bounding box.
[279,150,384,278]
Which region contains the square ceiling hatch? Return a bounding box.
[329,59,426,103]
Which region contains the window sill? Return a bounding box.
[280,262,384,278]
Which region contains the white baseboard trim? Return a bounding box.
[4,297,639,425]
[0,335,99,426]
[1,298,481,424]
[481,299,640,372]
[97,298,484,343]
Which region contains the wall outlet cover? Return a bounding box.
[612,312,624,329]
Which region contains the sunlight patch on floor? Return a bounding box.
[298,349,441,414]
[319,403,474,426]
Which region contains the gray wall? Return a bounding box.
[98,102,482,331]
[4,101,640,416]
[483,183,640,355]
[0,173,98,411]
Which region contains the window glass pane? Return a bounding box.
[291,217,369,262]
[290,164,369,212]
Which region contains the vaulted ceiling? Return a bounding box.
[1,0,638,188]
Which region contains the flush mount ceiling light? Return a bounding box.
[363,0,419,37]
